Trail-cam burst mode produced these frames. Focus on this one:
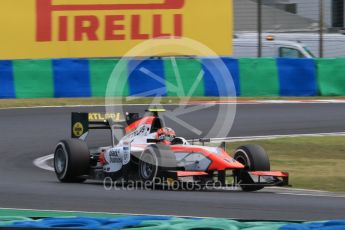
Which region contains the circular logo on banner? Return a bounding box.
[73,122,84,137]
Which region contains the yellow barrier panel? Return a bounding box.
[0,0,233,59]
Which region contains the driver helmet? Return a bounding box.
[156,127,176,143]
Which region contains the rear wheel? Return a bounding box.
[233,144,270,192]
[54,139,90,183]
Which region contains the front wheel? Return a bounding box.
[139,149,159,182]
[54,139,90,183]
[138,144,177,183]
[233,144,270,192]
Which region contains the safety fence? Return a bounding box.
[1,216,345,229]
[0,58,345,99]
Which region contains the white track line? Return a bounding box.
[275,192,345,198]
[33,154,54,172]
[265,187,345,198]
[208,132,345,143]
[2,99,345,110]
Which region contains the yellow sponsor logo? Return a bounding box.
[72,122,84,137]
[0,0,232,59]
[88,113,121,121]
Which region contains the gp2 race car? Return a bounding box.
[54,109,289,191]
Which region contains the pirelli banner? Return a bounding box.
[0,0,233,59]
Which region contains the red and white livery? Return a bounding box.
[53,109,289,191]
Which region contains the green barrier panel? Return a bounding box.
[3,216,342,230]
[317,58,345,96]
[89,59,129,97]
[138,218,287,230]
[0,216,32,226]
[12,60,54,98]
[239,58,280,96]
[164,58,204,97]
[0,209,125,219]
[5,57,343,98]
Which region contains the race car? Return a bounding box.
[54,109,289,191]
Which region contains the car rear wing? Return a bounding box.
[71,112,127,145]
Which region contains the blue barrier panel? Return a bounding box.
[0,60,15,98]
[223,57,240,96]
[277,58,317,96]
[201,57,240,96]
[52,59,91,98]
[128,59,167,97]
[8,216,172,229]
[280,220,345,230]
[0,57,329,98]
[4,216,345,229]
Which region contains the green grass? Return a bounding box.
[0,96,344,108]
[225,136,345,192]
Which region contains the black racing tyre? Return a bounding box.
[54,139,90,183]
[138,144,177,183]
[233,144,270,192]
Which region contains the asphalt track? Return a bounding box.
[1,103,345,221]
